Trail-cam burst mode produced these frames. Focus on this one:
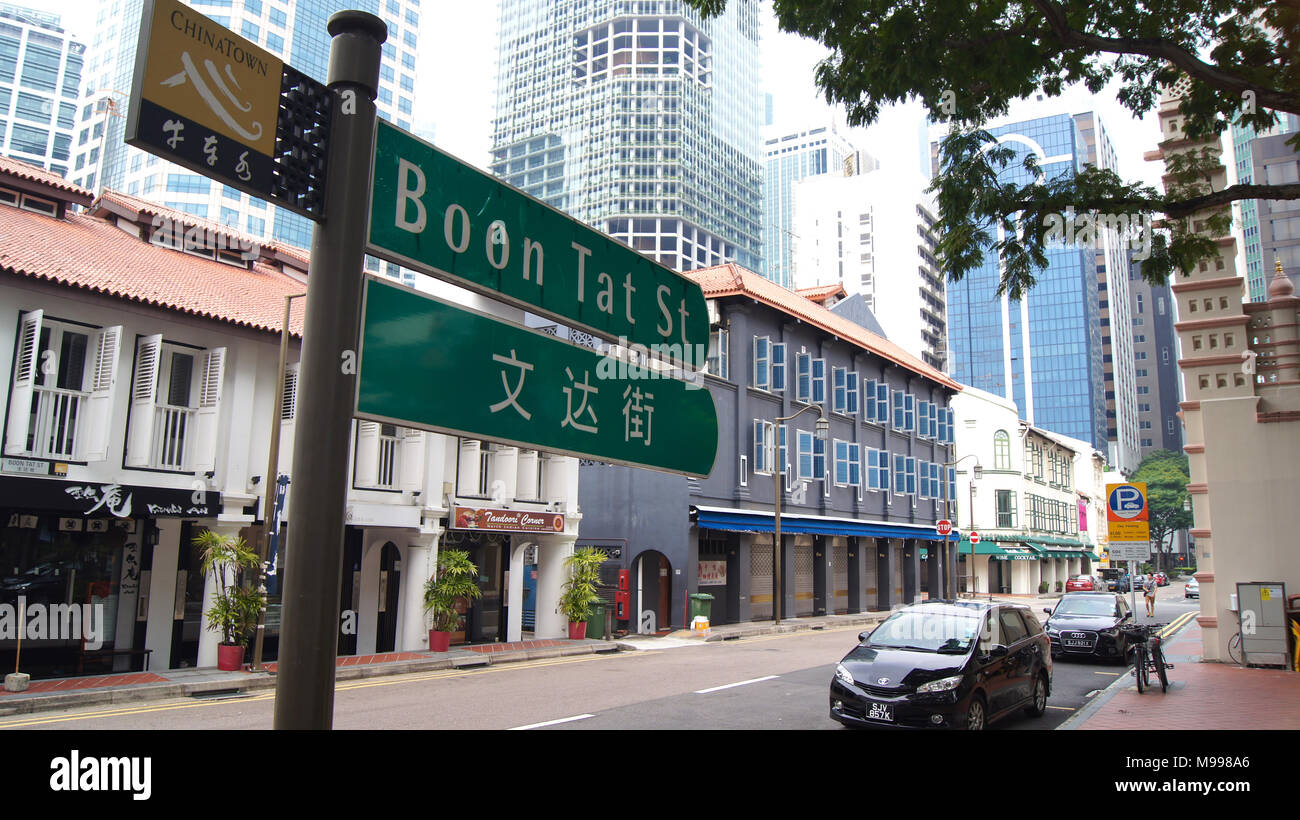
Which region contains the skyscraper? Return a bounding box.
[761,122,865,287]
[490,0,764,275]
[1229,113,1299,302]
[0,4,85,175]
[67,0,421,259]
[790,162,948,371]
[940,110,1139,471]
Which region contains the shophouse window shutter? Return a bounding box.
[124,334,162,467]
[191,346,226,473]
[5,309,43,455]
[82,324,122,461]
[354,421,381,487]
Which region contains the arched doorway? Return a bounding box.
[375,542,401,653]
[631,550,671,634]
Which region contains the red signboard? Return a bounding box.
[937,519,952,536]
[452,505,565,533]
[969,532,981,545]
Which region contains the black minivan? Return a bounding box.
[829,600,1052,730]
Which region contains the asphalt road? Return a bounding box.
[0,585,1201,732]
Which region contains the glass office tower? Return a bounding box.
[67,0,421,263]
[491,0,764,274]
[0,4,85,175]
[945,112,1135,466]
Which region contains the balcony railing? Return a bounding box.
[376,427,399,489]
[31,386,84,460]
[151,404,194,471]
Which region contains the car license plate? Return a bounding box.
[1064,639,1091,647]
[864,701,894,723]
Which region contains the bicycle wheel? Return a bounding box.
[1227,632,1242,665]
[1134,646,1148,693]
[1152,640,1169,692]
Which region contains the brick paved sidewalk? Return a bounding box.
[1068,619,1300,730]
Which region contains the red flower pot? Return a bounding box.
[217,644,245,671]
[428,630,451,652]
[567,621,587,640]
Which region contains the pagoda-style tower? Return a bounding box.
[1146,81,1300,664]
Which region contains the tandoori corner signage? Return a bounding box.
[126,0,330,218]
[366,120,709,358]
[452,506,565,534]
[356,276,719,477]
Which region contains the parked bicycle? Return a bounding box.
[1121,622,1173,693]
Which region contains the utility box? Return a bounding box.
[1237,582,1289,667]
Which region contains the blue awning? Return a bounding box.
[691,505,955,541]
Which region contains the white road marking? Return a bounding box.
[694,675,779,694]
[508,714,595,730]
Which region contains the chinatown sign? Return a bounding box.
[452,505,565,534]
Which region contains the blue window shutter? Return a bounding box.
[753,419,765,472]
[797,354,811,402]
[772,343,786,391]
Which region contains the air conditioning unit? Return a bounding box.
[707,300,720,326]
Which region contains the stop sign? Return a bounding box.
[937,519,952,536]
[969,531,981,545]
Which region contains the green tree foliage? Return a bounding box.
[686,0,1299,297]
[1132,449,1193,570]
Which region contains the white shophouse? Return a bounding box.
[950,385,1102,595]
[0,157,580,678]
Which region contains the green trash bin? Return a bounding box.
[585,601,607,640]
[688,593,714,623]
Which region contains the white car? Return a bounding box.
[1184,577,1200,599]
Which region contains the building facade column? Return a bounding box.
[399,533,436,651]
[534,534,575,639]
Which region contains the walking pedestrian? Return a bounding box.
[1143,574,1157,617]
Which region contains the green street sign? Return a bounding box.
[356,277,719,477]
[366,120,709,361]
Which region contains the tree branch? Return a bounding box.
[1029,0,1300,116]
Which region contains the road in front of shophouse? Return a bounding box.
[0,589,1201,732]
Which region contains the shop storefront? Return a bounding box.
[691,506,950,622]
[0,475,220,678]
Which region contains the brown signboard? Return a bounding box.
[452,505,565,534]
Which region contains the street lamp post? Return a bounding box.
[773,405,829,623]
[941,454,982,599]
[252,292,306,671]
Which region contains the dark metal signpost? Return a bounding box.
[127,4,717,730]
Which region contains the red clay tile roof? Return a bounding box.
[795,283,847,305]
[0,198,307,337]
[686,263,960,391]
[0,155,93,201]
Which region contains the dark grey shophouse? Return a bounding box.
[578,265,964,632]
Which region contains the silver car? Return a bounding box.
[1184,577,1200,599]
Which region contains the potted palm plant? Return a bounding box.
[558,547,607,640]
[196,530,265,671]
[422,548,481,651]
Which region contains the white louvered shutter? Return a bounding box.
[516,449,539,500]
[399,428,426,492]
[5,310,42,456]
[278,363,298,472]
[456,439,481,496]
[354,421,380,487]
[83,325,122,461]
[191,347,226,474]
[124,334,162,467]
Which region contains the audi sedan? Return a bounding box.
[829,601,1052,730]
[1043,592,1135,662]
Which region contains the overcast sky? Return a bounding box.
[59,0,1165,184]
